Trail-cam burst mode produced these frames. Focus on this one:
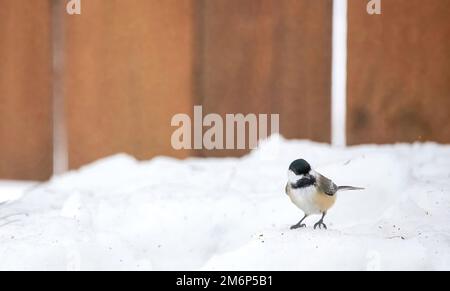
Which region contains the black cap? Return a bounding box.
[288,159,311,175]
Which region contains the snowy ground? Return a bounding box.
[0,135,449,270]
[0,181,36,204]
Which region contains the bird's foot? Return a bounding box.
[313,221,327,230]
[290,223,306,230]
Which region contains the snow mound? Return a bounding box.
[0,136,449,270]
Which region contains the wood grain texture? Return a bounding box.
[197,0,332,157]
[0,0,53,180]
[64,0,195,169]
[347,0,450,144]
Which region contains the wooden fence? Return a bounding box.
[0,0,449,180]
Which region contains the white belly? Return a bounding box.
[288,185,322,215]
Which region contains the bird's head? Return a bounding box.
[288,159,312,183]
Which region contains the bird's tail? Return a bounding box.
[337,186,365,191]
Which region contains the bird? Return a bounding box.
[285,159,364,230]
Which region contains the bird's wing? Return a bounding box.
[315,173,338,196]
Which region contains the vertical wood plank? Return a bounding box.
[198,0,333,156]
[64,0,195,168]
[347,0,450,144]
[0,0,53,180]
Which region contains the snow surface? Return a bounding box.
[0,181,36,204]
[0,135,449,270]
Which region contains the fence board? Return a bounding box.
[0,0,53,180]
[347,0,450,144]
[198,0,333,156]
[64,0,195,169]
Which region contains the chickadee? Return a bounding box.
[285,159,364,230]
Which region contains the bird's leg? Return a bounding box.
[290,214,308,230]
[314,212,327,230]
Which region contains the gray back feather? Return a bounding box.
[316,173,339,196]
[316,173,365,196]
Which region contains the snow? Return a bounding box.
[0,135,449,270]
[0,181,36,204]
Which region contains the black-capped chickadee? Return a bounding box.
[285,159,364,230]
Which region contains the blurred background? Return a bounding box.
[0,0,449,181]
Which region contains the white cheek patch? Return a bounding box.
[288,170,303,184]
